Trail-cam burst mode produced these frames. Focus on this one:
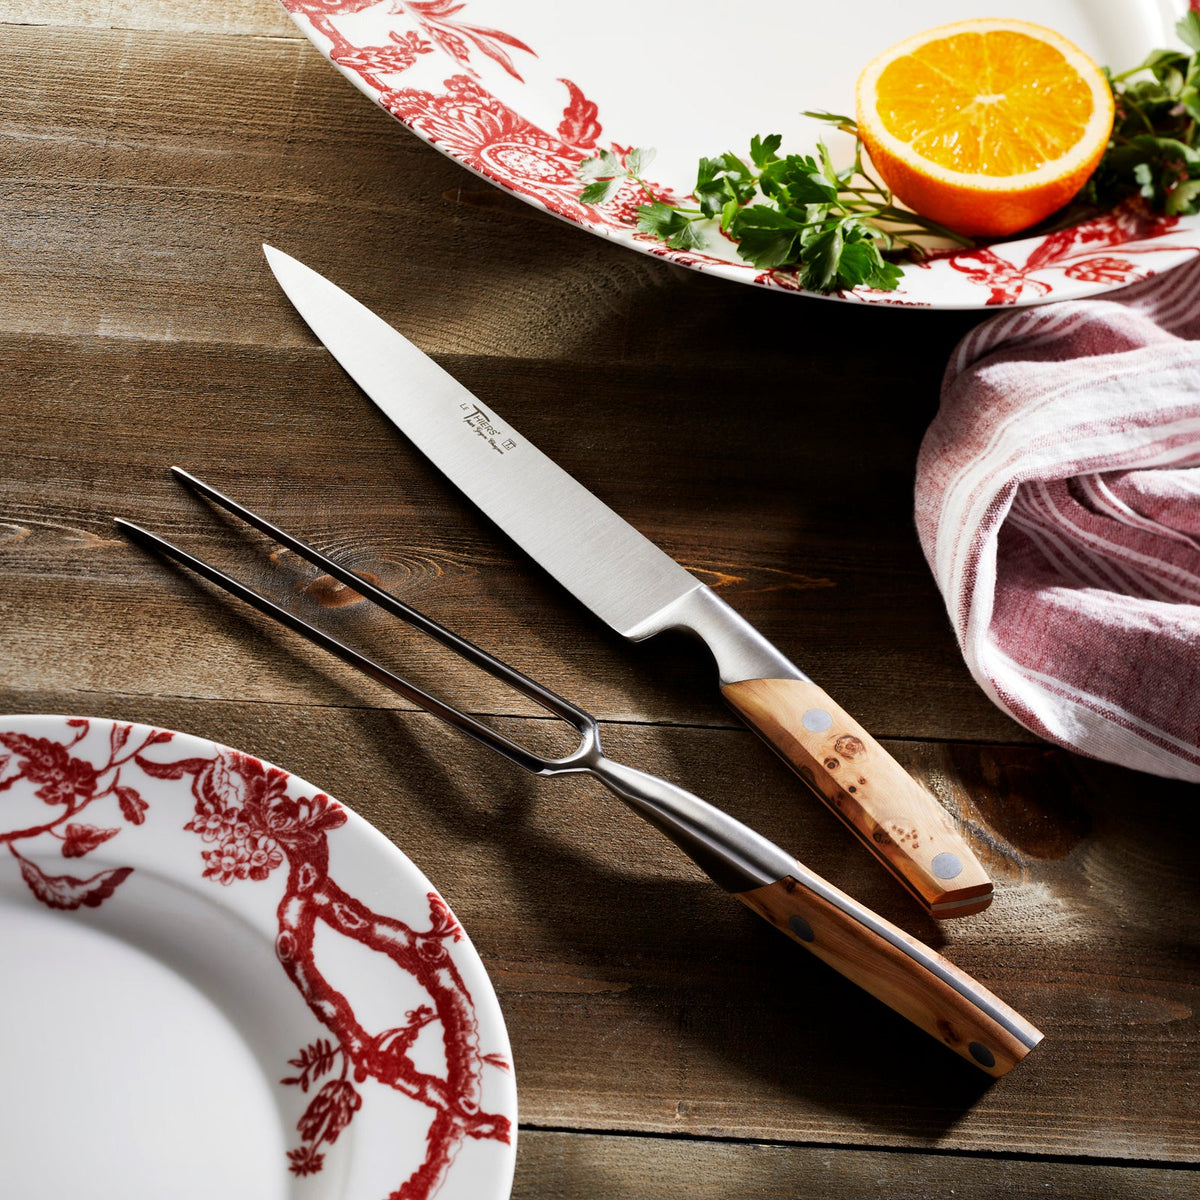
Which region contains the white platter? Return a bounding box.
[0,715,516,1200]
[279,0,1200,307]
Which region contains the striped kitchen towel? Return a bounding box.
[915,258,1200,781]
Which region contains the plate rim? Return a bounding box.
[0,711,518,1200]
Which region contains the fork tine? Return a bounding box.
[170,466,593,731]
[113,517,581,776]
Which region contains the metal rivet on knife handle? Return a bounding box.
[801,708,833,733]
[722,677,993,918]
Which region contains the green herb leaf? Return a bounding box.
[726,206,805,269]
[635,201,708,250]
[1181,84,1200,123]
[635,200,686,238]
[759,155,838,205]
[664,221,707,251]
[1178,10,1200,53]
[749,133,783,168]
[1167,177,1200,215]
[579,178,621,206]
[798,223,844,292]
[693,153,757,217]
[838,239,904,291]
[801,109,858,130]
[816,140,844,187]
[577,150,625,183]
[625,147,656,176]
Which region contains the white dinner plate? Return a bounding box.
[279,0,1200,307]
[0,715,517,1200]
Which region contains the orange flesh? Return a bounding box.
[873,30,1096,176]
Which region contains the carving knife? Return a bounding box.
[263,245,993,919]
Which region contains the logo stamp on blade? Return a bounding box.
[460,402,518,455]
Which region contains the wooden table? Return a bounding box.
[4,3,1198,1196]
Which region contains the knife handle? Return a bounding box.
[737,873,1041,1076]
[722,678,992,918]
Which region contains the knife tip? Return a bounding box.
[263,242,298,272]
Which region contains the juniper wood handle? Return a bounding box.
[722,677,993,918]
[737,873,1041,1076]
[587,752,1036,1075]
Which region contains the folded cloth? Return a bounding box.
[915,257,1200,781]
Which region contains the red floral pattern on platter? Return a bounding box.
[281,0,1200,304]
[2,721,511,1200]
[332,30,437,82]
[281,0,535,83]
[939,201,1184,305]
[380,74,615,218]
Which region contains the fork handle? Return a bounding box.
[587,755,1039,1075]
[736,874,1041,1077]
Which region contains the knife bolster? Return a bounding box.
[629,584,810,686]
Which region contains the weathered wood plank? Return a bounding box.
[0,22,984,361]
[0,691,1193,1162]
[0,0,294,36]
[0,330,1022,742]
[513,1131,1198,1198]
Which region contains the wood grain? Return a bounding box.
[514,1131,1197,1199]
[0,0,295,34]
[0,326,1024,742]
[725,676,994,914]
[4,7,1197,1194]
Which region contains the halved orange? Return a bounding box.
[855,19,1115,237]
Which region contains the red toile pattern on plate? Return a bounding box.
[282,0,535,82]
[0,716,515,1200]
[938,201,1186,305]
[378,74,604,221]
[278,0,1200,308]
[1,721,164,910]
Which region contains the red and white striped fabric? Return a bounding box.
[915,258,1200,781]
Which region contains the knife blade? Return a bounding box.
[263,244,993,919]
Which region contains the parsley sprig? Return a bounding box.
[577,10,1200,294]
[578,127,971,294]
[1081,9,1200,215]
